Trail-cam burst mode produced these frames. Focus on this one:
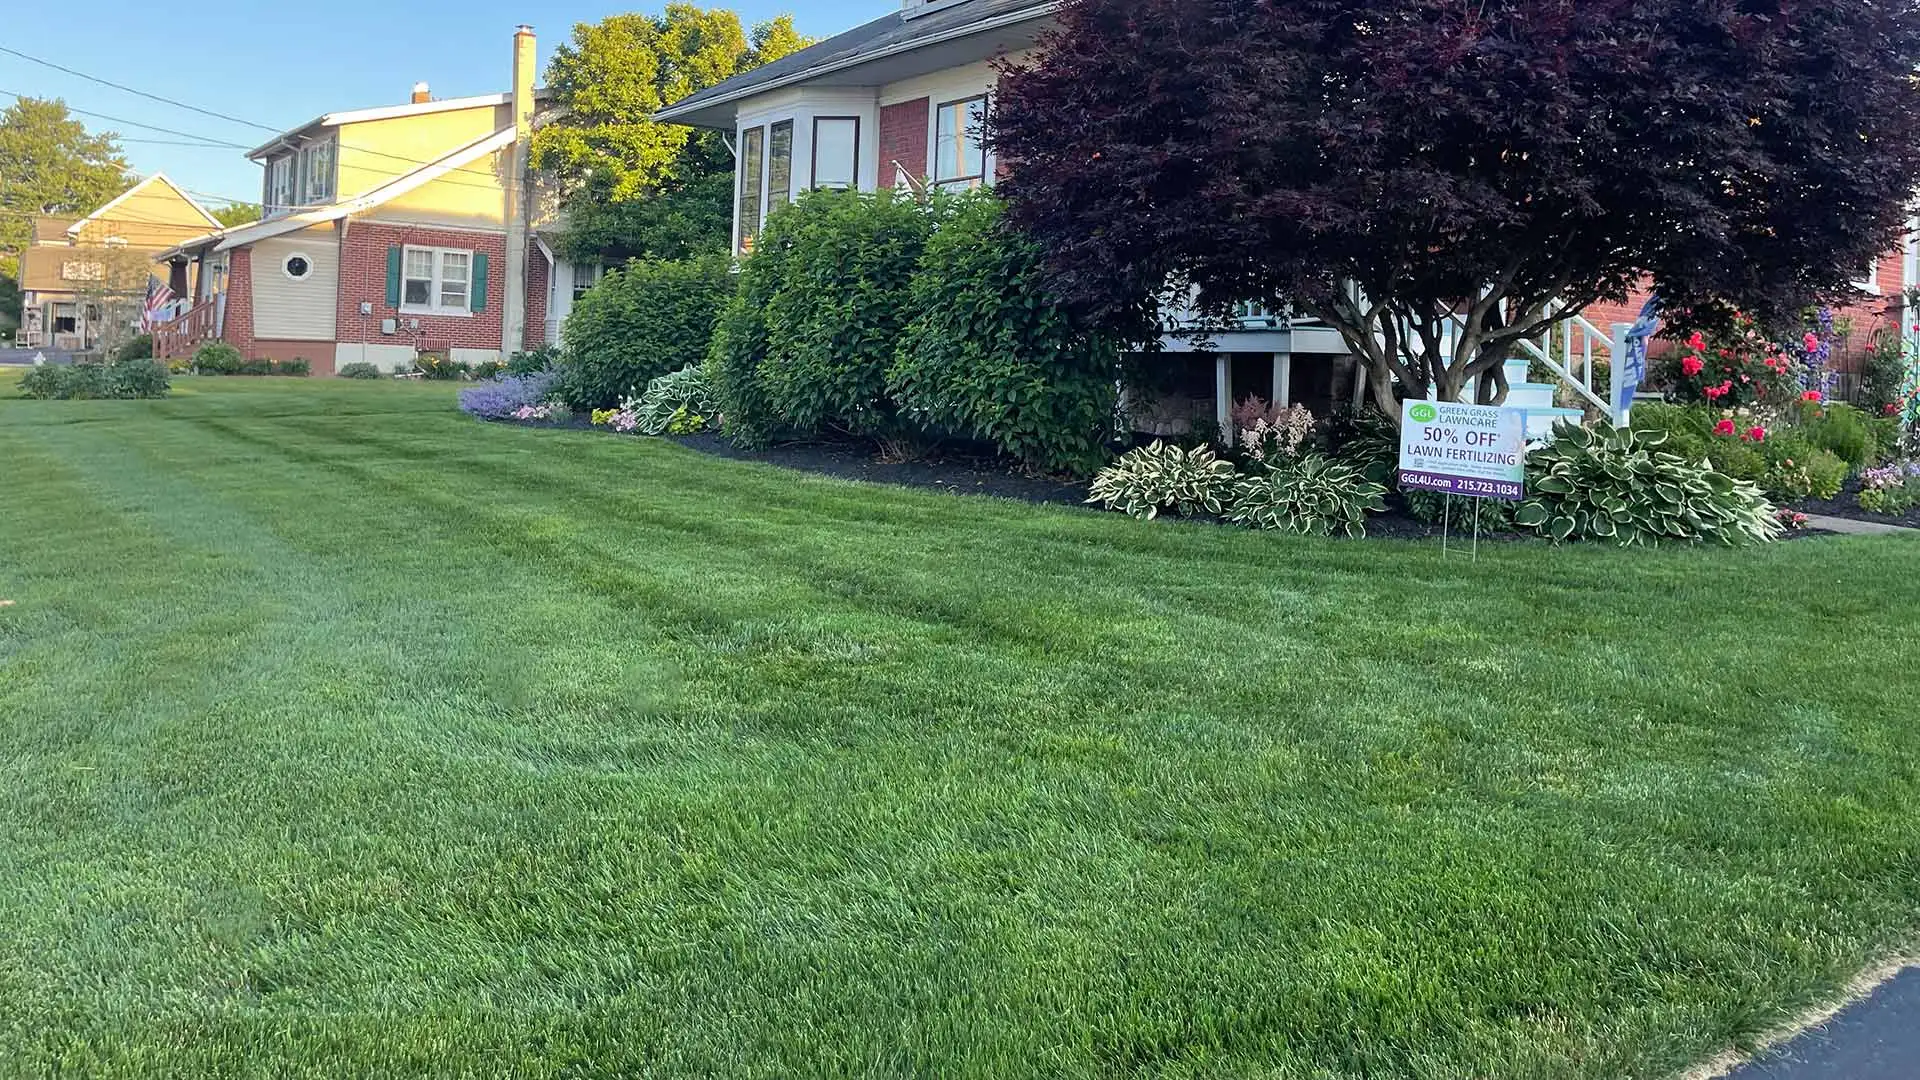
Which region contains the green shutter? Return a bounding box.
[470,252,489,312]
[384,247,402,307]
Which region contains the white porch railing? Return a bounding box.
[1391,307,1634,425]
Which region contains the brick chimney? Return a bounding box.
[503,24,536,355]
[410,82,431,104]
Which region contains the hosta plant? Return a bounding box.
[1227,453,1386,537]
[1087,440,1238,520]
[1514,422,1781,545]
[636,366,718,436]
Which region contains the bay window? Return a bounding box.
[935,96,988,190]
[812,117,859,190]
[768,120,794,214]
[738,125,765,254]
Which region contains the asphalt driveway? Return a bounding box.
[1724,969,1920,1079]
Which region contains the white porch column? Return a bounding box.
[1273,353,1293,407]
[1215,354,1232,445]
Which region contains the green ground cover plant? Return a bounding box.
[3,376,1919,1078]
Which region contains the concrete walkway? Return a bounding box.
[1720,968,1920,1079]
[1803,513,1916,536]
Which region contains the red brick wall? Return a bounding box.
[334,221,509,351]
[880,98,930,186]
[524,241,549,352]
[1585,248,1909,381]
[251,338,335,375]
[224,247,255,353]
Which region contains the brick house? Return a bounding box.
[153,25,587,375]
[16,174,220,351]
[656,0,1361,433]
[659,0,1918,428]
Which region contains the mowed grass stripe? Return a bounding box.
[0,376,1915,1078]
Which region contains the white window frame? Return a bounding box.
[282,251,315,282]
[810,116,860,191]
[1855,256,1882,295]
[570,261,611,303]
[266,156,294,214]
[934,95,988,191]
[400,245,474,317]
[297,139,335,206]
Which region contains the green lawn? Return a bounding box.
[2,375,1917,1078]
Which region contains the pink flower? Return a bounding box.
[1888,403,1903,415]
[1745,426,1767,442]
[1803,332,1820,352]
[1802,390,1822,402]
[1688,331,1707,351]
[1714,419,1737,436]
[1681,356,1704,377]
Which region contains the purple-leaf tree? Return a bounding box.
[991,0,1920,415]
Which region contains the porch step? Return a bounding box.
[1504,382,1563,410]
[1516,406,1584,441]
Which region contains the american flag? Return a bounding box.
[140,275,174,331]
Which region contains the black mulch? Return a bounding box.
[1791,477,1920,528]
[492,419,1837,542]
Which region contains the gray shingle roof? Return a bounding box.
[658,0,1053,122]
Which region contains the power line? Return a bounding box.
[0,88,250,147]
[0,44,279,134]
[120,138,240,149]
[0,52,524,186]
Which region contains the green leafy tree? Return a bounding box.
[535,6,811,261]
[0,96,130,324]
[211,202,262,227]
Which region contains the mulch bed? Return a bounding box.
[1791,476,1920,529]
[493,419,1838,542]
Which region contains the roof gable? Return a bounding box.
[67,173,221,235]
[657,0,1053,126]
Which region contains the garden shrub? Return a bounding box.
[414,351,469,381]
[1087,440,1238,520]
[707,264,782,446]
[1514,422,1780,545]
[458,370,561,420]
[18,358,169,400]
[275,358,311,377]
[507,345,561,375]
[751,189,933,442]
[193,342,243,374]
[1325,405,1400,484]
[1657,315,1798,409]
[337,361,382,379]
[111,334,153,362]
[559,255,734,410]
[1794,401,1879,469]
[635,366,717,435]
[1757,436,1847,500]
[1227,453,1386,536]
[890,194,1120,474]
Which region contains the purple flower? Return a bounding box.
[459,370,560,420]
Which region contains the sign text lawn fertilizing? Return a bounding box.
[1397,400,1526,501]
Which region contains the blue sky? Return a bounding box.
[1,0,877,212]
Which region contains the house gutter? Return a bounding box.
[653,2,1058,125]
